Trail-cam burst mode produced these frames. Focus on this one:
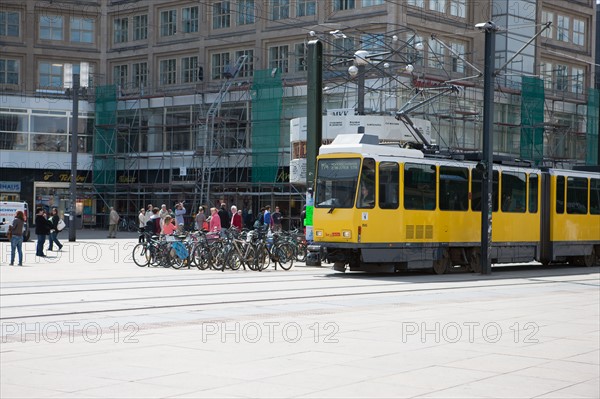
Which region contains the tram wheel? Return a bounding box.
[433,251,450,275]
[468,250,482,273]
[583,250,596,267]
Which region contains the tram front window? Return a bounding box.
[315,158,361,209]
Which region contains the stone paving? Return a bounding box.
[0,230,599,398]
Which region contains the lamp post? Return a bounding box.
[64,63,88,242]
[478,21,498,275]
[69,73,79,242]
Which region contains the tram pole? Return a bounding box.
[305,39,322,266]
[479,21,497,275]
[69,73,79,242]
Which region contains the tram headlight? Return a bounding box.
[315,230,323,237]
[342,230,351,238]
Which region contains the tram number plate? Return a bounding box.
[362,212,368,221]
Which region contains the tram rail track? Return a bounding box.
[1,274,597,321]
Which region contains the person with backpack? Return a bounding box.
[47,207,63,251]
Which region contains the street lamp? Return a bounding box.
[64,62,89,242]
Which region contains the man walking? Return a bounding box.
[35,207,51,257]
[108,207,120,238]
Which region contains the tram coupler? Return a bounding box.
[306,244,322,266]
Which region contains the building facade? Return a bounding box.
[0,0,597,227]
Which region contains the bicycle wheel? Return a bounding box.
[243,246,257,271]
[225,252,242,271]
[128,220,138,232]
[209,242,225,271]
[274,243,295,270]
[192,244,211,270]
[132,243,150,267]
[255,243,270,271]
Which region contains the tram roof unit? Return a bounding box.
[318,134,425,159]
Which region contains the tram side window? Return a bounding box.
[471,169,499,212]
[379,162,399,209]
[529,174,538,213]
[357,158,375,209]
[556,175,565,213]
[439,166,468,211]
[590,179,600,215]
[566,177,588,214]
[501,171,526,213]
[404,163,436,210]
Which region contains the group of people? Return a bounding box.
[132,200,284,241]
[5,207,63,266]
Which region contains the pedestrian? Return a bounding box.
[145,207,161,237]
[218,203,230,230]
[231,205,242,231]
[108,207,119,238]
[175,202,186,228]
[263,205,272,229]
[35,207,51,257]
[195,206,207,231]
[162,215,177,235]
[47,207,63,251]
[159,204,169,226]
[209,207,221,233]
[272,206,282,232]
[138,208,146,243]
[8,210,25,266]
[144,204,153,223]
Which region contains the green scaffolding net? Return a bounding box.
[251,69,282,183]
[93,85,117,186]
[586,88,599,165]
[520,76,545,165]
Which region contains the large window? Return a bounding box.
[501,171,526,213]
[269,45,289,74]
[160,10,177,36]
[40,15,63,41]
[572,19,585,46]
[294,43,307,72]
[428,39,445,69]
[38,61,63,88]
[272,0,289,20]
[429,0,446,13]
[213,2,231,29]
[439,166,468,211]
[160,59,177,85]
[333,0,355,11]
[555,64,568,91]
[113,65,128,89]
[0,11,19,37]
[450,42,465,73]
[363,0,384,6]
[182,56,200,83]
[567,177,588,214]
[572,67,584,94]
[237,0,255,25]
[182,6,199,33]
[235,49,254,77]
[541,11,553,38]
[133,15,148,40]
[211,52,231,79]
[113,17,128,43]
[132,62,147,89]
[557,15,570,42]
[297,0,316,17]
[379,162,399,209]
[449,0,465,18]
[70,17,94,43]
[404,163,436,210]
[0,59,19,84]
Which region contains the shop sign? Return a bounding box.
[0,181,21,192]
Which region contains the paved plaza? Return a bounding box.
[0,230,599,398]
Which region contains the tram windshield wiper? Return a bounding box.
[328,206,335,214]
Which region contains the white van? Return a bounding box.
[0,201,30,241]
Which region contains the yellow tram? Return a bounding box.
[311,134,600,273]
